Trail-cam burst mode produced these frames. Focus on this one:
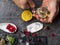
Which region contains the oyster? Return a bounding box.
[36,7,50,21]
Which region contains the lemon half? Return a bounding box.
[21,10,33,21]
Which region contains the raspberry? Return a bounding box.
[32,33,37,37]
[49,33,55,37]
[24,30,30,35]
[6,24,16,32]
[45,26,50,30]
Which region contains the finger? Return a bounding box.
[27,0,35,8]
[32,14,37,17]
[33,14,48,23]
[48,12,55,23]
[39,18,45,22]
[26,3,30,9]
[39,18,48,23]
[32,14,41,20]
[35,15,40,20]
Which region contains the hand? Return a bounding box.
[13,0,35,9]
[13,0,59,23]
[42,0,58,23]
[33,0,59,23]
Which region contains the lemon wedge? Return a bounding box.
[21,10,33,21]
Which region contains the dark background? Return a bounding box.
[0,0,60,45]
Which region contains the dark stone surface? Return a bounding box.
[0,0,60,45]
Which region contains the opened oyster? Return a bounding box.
[36,7,50,21]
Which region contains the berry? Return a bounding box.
[24,30,30,35]
[6,24,16,32]
[49,33,55,37]
[32,33,37,37]
[45,26,50,30]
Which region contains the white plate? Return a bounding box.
[0,23,17,33]
[27,22,43,33]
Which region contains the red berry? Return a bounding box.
[49,33,55,37]
[45,26,50,30]
[32,33,37,37]
[6,24,16,32]
[24,30,30,35]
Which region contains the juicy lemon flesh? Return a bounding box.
[21,10,33,21]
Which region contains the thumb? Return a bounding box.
[28,0,35,8]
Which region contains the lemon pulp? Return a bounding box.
[21,10,33,21]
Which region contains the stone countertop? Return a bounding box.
[0,0,60,45]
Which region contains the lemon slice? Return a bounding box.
[21,10,33,21]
